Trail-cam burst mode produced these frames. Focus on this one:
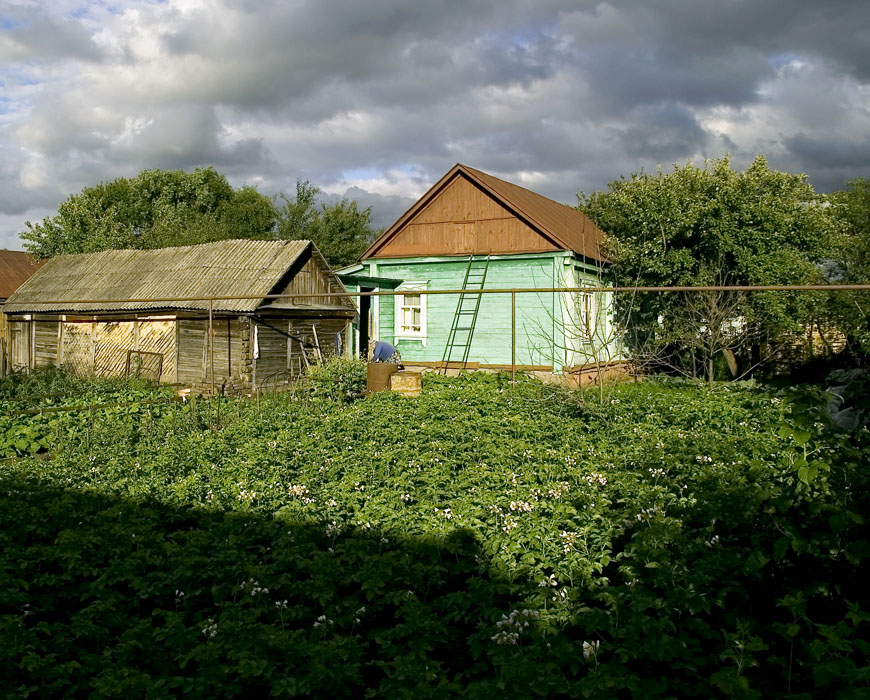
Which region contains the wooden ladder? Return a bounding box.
[440,255,490,375]
[297,325,323,371]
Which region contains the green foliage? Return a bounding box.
[22,169,377,267]
[1,373,868,697]
[830,178,870,259]
[275,179,319,237]
[276,180,376,267]
[580,156,839,378]
[827,178,870,355]
[21,167,278,258]
[0,368,172,458]
[0,367,103,401]
[302,355,367,403]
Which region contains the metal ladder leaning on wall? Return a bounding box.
[440,254,490,375]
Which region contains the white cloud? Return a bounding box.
[322,167,430,200]
[694,59,870,187]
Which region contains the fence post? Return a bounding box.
[208,300,215,397]
[511,290,516,382]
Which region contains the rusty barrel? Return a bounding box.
[366,362,398,393]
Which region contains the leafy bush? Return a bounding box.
[303,355,367,403]
[0,369,173,458]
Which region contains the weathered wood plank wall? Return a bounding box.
[33,318,60,368]
[6,317,177,382]
[177,318,247,391]
[136,320,176,381]
[252,323,287,390]
[176,319,208,386]
[5,314,350,393]
[276,255,337,307]
[94,322,134,377]
[8,320,30,371]
[62,322,93,375]
[0,312,6,376]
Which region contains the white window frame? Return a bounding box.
[394,281,427,343]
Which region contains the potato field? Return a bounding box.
[1,367,868,698]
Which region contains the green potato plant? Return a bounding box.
[1,370,867,697]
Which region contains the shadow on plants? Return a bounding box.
[0,480,568,699]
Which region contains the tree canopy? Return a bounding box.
[276,180,375,268]
[22,167,278,259]
[829,177,870,282]
[827,177,870,356]
[21,169,375,269]
[579,155,839,379]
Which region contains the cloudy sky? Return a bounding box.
[0,0,868,249]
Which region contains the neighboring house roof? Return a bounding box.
[4,239,351,315]
[0,250,44,301]
[362,163,607,261]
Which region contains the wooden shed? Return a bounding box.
[2,239,356,393]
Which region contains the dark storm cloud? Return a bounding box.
[150,0,577,118]
[782,134,870,191]
[579,46,772,113]
[0,0,867,249]
[619,103,710,162]
[104,106,271,172]
[563,0,869,112]
[788,134,870,170]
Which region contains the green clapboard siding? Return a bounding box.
[343,251,620,371]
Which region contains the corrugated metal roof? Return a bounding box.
[0,250,45,300]
[363,164,608,261]
[4,239,313,314]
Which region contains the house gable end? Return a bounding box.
[266,245,357,313]
[366,171,560,259]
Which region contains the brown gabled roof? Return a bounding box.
[0,250,45,300]
[4,239,355,315]
[362,163,607,261]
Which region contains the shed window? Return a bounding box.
[395,282,427,339]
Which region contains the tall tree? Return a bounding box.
[22,167,277,258]
[579,155,838,381]
[276,180,375,267]
[827,178,870,357]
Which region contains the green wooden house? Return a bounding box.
[338,164,619,374]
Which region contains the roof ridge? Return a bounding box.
[41,238,311,261]
[458,164,575,209]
